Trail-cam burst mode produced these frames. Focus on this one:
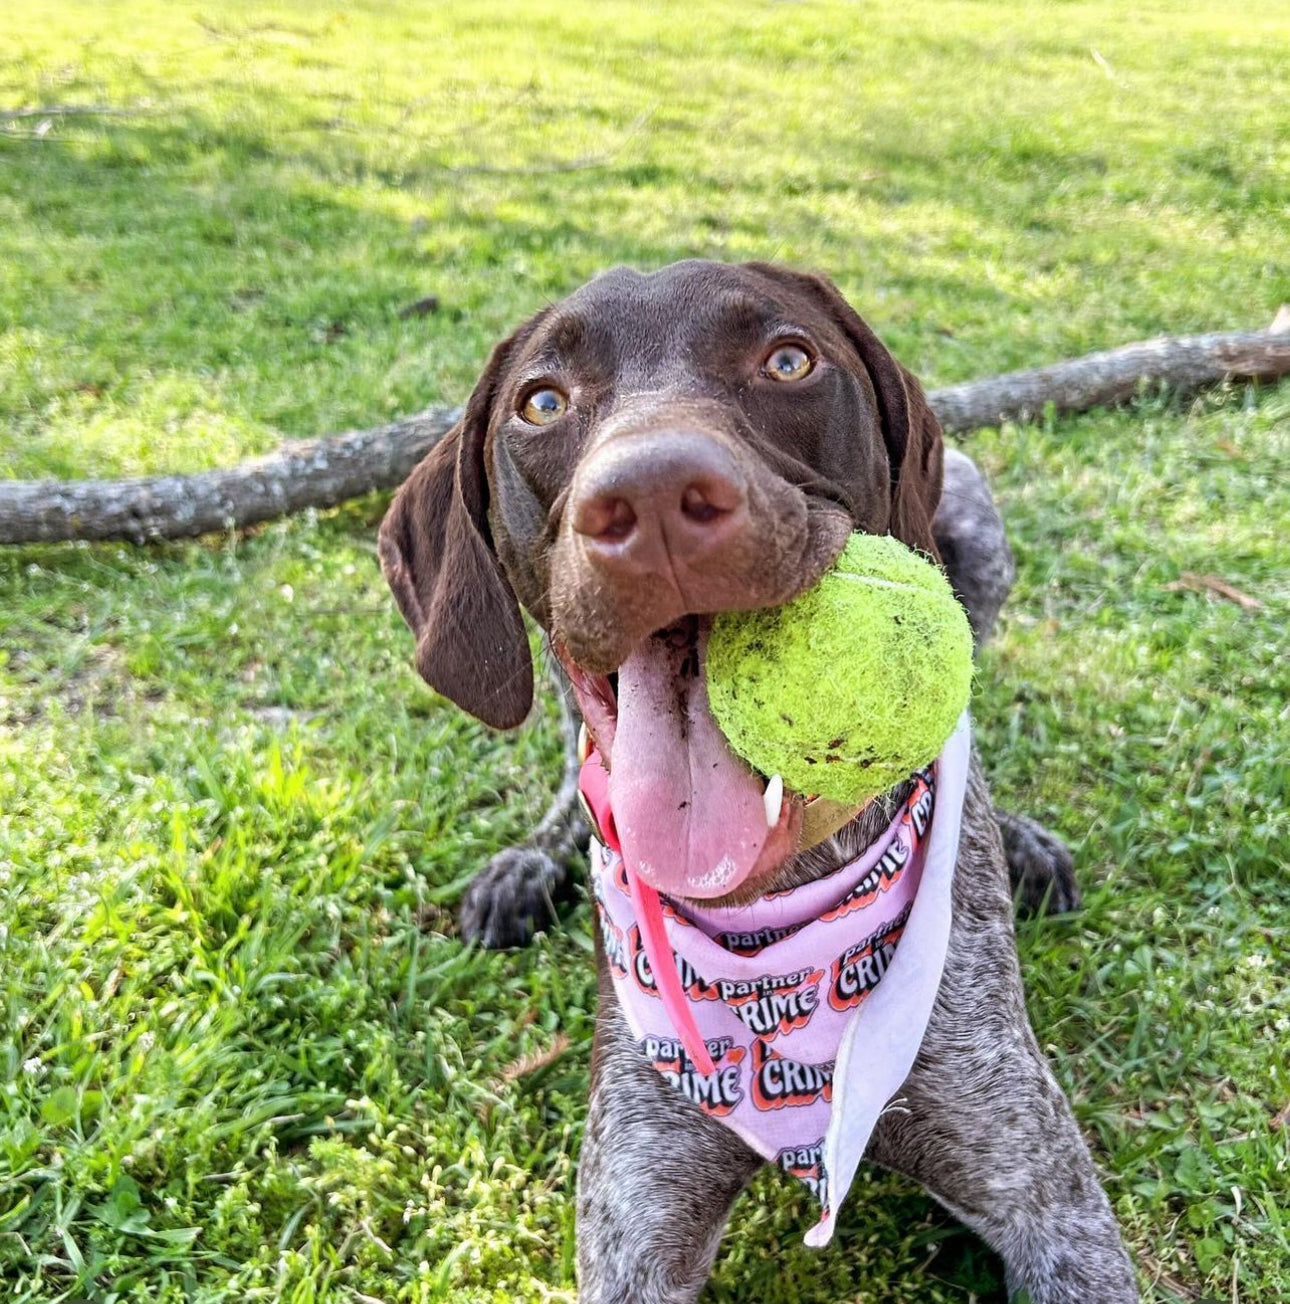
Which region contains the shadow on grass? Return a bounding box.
[1,91,1118,482]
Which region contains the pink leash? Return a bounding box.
[579,749,717,1076]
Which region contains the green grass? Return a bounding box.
[1,1,1288,1301]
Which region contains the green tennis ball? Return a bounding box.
[707,533,973,805]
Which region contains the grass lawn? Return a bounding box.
[2,1,1288,1300]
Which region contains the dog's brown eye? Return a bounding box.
[520,386,568,426]
[763,343,814,382]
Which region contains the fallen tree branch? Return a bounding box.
[929,328,1290,433]
[0,410,459,545]
[3,324,1288,546]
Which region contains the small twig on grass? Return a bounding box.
[443,156,620,176]
[1184,746,1213,800]
[495,1032,572,1085]
[0,103,155,123]
[358,1218,394,1258]
[194,18,235,42]
[1137,1245,1201,1301]
[1163,573,1264,611]
[478,1031,573,1125]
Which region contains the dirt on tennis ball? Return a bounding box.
[706,533,973,805]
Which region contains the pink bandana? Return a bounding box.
[582,715,971,1245]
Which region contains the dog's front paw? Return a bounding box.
[996,810,1082,915]
[458,844,569,949]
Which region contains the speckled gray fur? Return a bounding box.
[938,447,1015,648]
[578,754,1137,1302]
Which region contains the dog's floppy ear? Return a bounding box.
[744,263,944,559]
[378,332,534,730]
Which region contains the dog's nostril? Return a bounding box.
[581,496,638,543]
[680,484,732,525]
[602,498,637,541]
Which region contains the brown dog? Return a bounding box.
[380,261,1137,1302]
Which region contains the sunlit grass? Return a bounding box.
[2,2,1288,1301]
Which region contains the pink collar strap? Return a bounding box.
[580,714,971,1245]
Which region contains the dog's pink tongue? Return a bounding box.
[610,626,769,898]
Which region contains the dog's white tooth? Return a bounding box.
[763,774,784,829]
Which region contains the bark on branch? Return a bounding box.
[0,409,459,546]
[928,329,1290,433]
[3,326,1288,546]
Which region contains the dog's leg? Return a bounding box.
[995,808,1079,913]
[458,652,589,947]
[868,761,1137,1302]
[934,448,1080,913]
[577,992,763,1304]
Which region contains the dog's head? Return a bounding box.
[380,260,944,899]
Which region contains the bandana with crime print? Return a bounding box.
[586,714,971,1246]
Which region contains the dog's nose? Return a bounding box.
[571,432,748,572]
